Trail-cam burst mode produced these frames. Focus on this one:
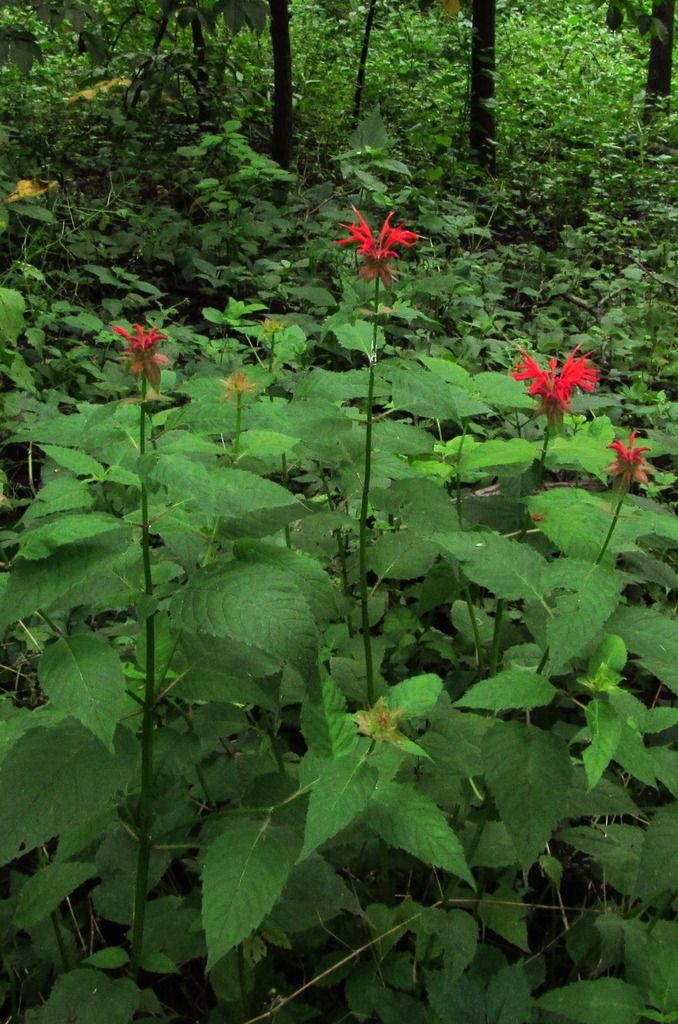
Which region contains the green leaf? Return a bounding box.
[270,853,358,933]
[301,678,357,758]
[536,978,645,1024]
[457,437,537,478]
[171,562,318,678]
[0,720,130,867]
[478,884,530,951]
[19,512,128,560]
[583,699,622,789]
[367,780,474,886]
[300,753,378,859]
[233,540,340,621]
[560,824,642,896]
[202,819,301,968]
[349,104,390,149]
[25,969,139,1024]
[15,861,97,928]
[486,964,533,1024]
[38,632,127,749]
[546,418,615,477]
[546,562,622,669]
[634,803,678,900]
[387,674,442,717]
[483,721,572,869]
[39,444,105,478]
[0,286,25,346]
[0,532,131,631]
[83,947,130,969]
[436,532,547,602]
[332,320,383,357]
[455,669,556,710]
[608,606,678,696]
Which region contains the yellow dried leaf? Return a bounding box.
[68,77,131,103]
[443,0,461,13]
[2,178,59,204]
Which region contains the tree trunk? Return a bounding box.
[469,0,496,175]
[191,13,211,126]
[645,0,675,117]
[269,0,293,169]
[352,0,378,126]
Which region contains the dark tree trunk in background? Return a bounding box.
[469,0,496,174]
[644,0,675,117]
[191,13,211,126]
[269,0,293,169]
[352,0,378,127]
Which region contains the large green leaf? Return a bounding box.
[435,532,547,602]
[301,677,357,758]
[0,286,25,346]
[607,606,678,696]
[300,752,378,859]
[634,803,678,900]
[171,562,318,677]
[38,631,127,749]
[367,780,474,886]
[0,720,130,867]
[25,969,139,1024]
[211,467,308,538]
[201,819,301,968]
[387,673,443,717]
[455,669,556,711]
[233,539,341,620]
[546,562,622,668]
[483,721,572,869]
[0,532,131,631]
[582,698,622,789]
[536,978,645,1024]
[15,861,97,929]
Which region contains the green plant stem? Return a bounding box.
[282,453,292,548]
[465,587,484,670]
[594,490,626,566]
[455,420,469,527]
[233,392,243,456]
[131,380,156,976]
[50,909,71,972]
[537,423,550,486]
[359,279,380,707]
[536,647,549,675]
[489,599,504,676]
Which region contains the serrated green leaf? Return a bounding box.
[387,674,442,717]
[486,963,533,1024]
[15,861,97,928]
[478,884,530,951]
[455,669,556,710]
[19,512,128,560]
[25,969,139,1024]
[458,437,537,478]
[583,699,622,789]
[171,562,318,677]
[234,540,340,620]
[560,824,642,896]
[536,978,645,1024]
[83,946,130,969]
[300,753,378,859]
[436,531,547,602]
[301,677,357,758]
[39,444,105,478]
[38,632,127,749]
[546,562,622,668]
[483,721,572,869]
[270,852,357,933]
[0,532,131,632]
[634,803,678,900]
[547,418,615,477]
[0,721,130,867]
[367,780,474,886]
[608,606,678,696]
[202,819,301,968]
[0,286,25,346]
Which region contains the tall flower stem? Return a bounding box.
[359,279,380,707]
[233,392,243,457]
[537,423,550,487]
[595,491,626,566]
[131,379,156,975]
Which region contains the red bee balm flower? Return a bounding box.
[512,344,598,425]
[337,207,418,287]
[605,432,652,489]
[113,324,170,388]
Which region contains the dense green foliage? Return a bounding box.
[0,0,676,1021]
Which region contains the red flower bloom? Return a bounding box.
[337,207,418,287]
[605,432,652,489]
[113,323,170,388]
[512,344,598,425]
